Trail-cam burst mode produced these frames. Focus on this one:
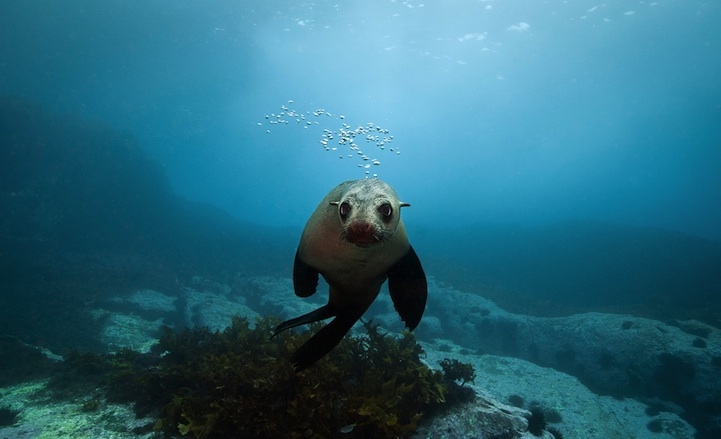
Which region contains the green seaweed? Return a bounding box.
[439,358,476,385]
[52,317,474,438]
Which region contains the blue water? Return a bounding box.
[2,1,721,437]
[2,0,719,240]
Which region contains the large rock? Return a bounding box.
[418,345,695,439]
[421,279,721,437]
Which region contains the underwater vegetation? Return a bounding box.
[500,396,564,438]
[526,406,546,436]
[437,358,476,407]
[53,317,475,438]
[546,426,564,439]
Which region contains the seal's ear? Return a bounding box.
[400,202,410,207]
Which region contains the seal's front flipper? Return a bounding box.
[293,250,319,298]
[291,310,363,372]
[387,245,427,331]
[272,305,335,337]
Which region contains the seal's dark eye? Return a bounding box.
[378,203,392,220]
[339,202,351,219]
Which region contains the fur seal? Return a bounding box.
[273,179,427,371]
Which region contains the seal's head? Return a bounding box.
[331,179,409,247]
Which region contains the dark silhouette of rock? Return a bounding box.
[0,96,293,352]
[417,220,721,326]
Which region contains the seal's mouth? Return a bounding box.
[348,236,380,248]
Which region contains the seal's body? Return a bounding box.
[274,179,427,371]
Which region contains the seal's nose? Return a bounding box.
[350,220,371,234]
[346,220,377,245]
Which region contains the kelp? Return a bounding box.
[54,317,474,438]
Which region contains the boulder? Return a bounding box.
[421,279,721,437]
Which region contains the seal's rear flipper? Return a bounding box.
[293,250,319,297]
[291,311,363,372]
[272,305,336,337]
[387,245,427,331]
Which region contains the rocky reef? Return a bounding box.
[416,279,721,439]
